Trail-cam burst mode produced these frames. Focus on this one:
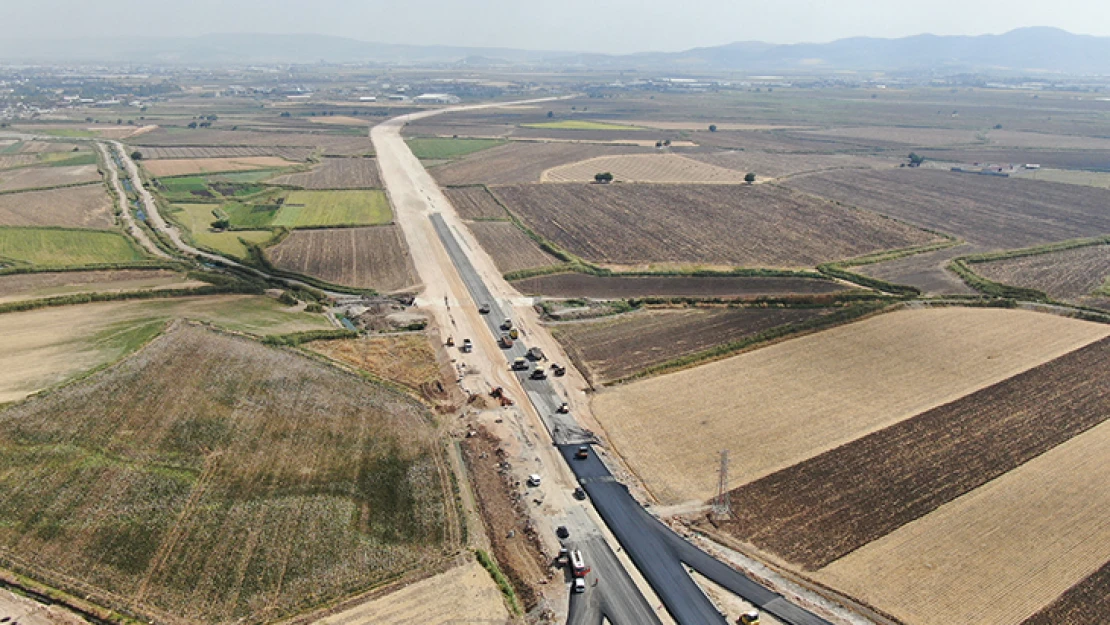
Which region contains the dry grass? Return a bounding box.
[308,334,444,393]
[542,154,751,183]
[431,142,645,185]
[800,126,1110,150]
[0,185,115,229]
[0,324,455,624]
[0,269,200,304]
[130,129,374,156]
[817,419,1110,625]
[492,183,939,268]
[1023,562,1110,625]
[143,157,295,177]
[591,307,1110,504]
[267,158,382,189]
[0,166,101,192]
[466,222,559,274]
[266,226,418,292]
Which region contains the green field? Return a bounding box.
[38,128,99,138]
[520,120,645,131]
[40,152,98,168]
[170,204,275,258]
[158,172,280,203]
[406,137,505,159]
[0,227,147,267]
[275,190,392,227]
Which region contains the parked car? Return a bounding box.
[573,487,587,500]
[573,577,587,594]
[478,303,491,314]
[527,474,542,487]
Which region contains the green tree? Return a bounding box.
[908,152,925,166]
[547,110,554,118]
[594,172,614,184]
[130,150,143,161]
[744,172,756,184]
[708,124,717,132]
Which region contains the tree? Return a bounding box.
[277,291,299,306]
[908,152,925,166]
[279,111,291,117]
[210,218,230,230]
[187,121,198,129]
[547,110,554,118]
[594,172,613,184]
[708,124,717,132]
[130,150,143,161]
[744,172,756,184]
[994,123,1003,130]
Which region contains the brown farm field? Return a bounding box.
[0,165,102,192]
[442,186,507,220]
[552,307,832,384]
[0,269,201,304]
[973,244,1110,304]
[431,142,646,185]
[466,221,559,274]
[511,273,852,299]
[0,185,115,229]
[1023,562,1110,625]
[541,154,751,183]
[143,156,296,177]
[817,418,1110,625]
[492,183,939,268]
[0,323,457,624]
[723,334,1110,570]
[800,126,1110,150]
[591,307,1110,503]
[266,157,382,189]
[307,334,446,395]
[785,168,1110,248]
[854,243,982,296]
[687,151,893,179]
[266,226,418,292]
[136,146,312,161]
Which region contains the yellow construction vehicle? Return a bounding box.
[738,610,760,625]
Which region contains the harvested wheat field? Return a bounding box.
[143,156,295,177]
[0,269,201,304]
[431,142,644,185]
[817,418,1110,625]
[0,165,101,192]
[0,295,329,403]
[267,226,418,291]
[308,334,445,394]
[591,307,1110,504]
[724,335,1110,569]
[137,146,311,161]
[442,186,506,220]
[0,154,39,170]
[973,244,1110,303]
[466,221,559,274]
[542,154,750,183]
[312,559,508,625]
[493,183,939,268]
[511,273,851,299]
[0,185,114,229]
[0,323,456,624]
[687,151,891,179]
[130,129,374,155]
[267,158,382,189]
[553,307,833,384]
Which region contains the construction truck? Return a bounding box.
[570,549,590,578]
[527,346,544,360]
[499,335,514,348]
[511,358,529,371]
[551,363,566,376]
[461,338,472,353]
[738,610,760,625]
[509,328,519,340]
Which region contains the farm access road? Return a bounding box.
[373,101,833,625]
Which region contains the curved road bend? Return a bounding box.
[376,101,833,625]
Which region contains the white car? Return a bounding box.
[526,474,541,487]
[572,577,586,593]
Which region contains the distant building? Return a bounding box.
[414,93,462,104]
[358,96,377,102]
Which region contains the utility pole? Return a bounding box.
[712,449,731,520]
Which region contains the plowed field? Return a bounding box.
[553,307,831,384]
[590,307,1110,503]
[492,183,939,268]
[510,273,851,299]
[143,156,295,177]
[137,146,311,161]
[0,165,101,192]
[542,154,750,183]
[443,186,506,220]
[0,324,455,624]
[687,151,891,179]
[431,142,644,185]
[0,269,199,304]
[818,418,1110,625]
[785,169,1110,248]
[266,226,418,291]
[0,185,114,229]
[130,129,374,155]
[725,335,1110,569]
[1023,562,1110,625]
[974,244,1110,302]
[267,157,382,189]
[854,243,982,296]
[466,222,559,274]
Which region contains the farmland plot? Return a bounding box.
[169,204,274,259]
[511,273,851,299]
[266,158,382,189]
[553,307,832,384]
[406,137,503,160]
[687,151,892,179]
[591,307,1110,503]
[308,334,446,394]
[0,269,200,304]
[917,148,1110,171]
[801,126,1110,150]
[855,243,982,296]
[136,146,312,161]
[974,244,1110,304]
[266,226,418,291]
[724,335,1110,569]
[0,228,145,268]
[143,156,296,177]
[785,169,1110,249]
[0,324,455,624]
[129,129,374,155]
[0,185,114,229]
[1023,562,1110,625]
[542,154,751,183]
[0,165,101,192]
[431,142,646,185]
[492,183,939,268]
[275,190,392,228]
[442,186,507,220]
[466,222,559,274]
[817,419,1110,625]
[0,155,38,170]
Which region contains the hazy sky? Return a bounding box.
[7,0,1110,53]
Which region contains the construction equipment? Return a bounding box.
[738,610,760,625]
[527,346,544,360]
[551,363,566,376]
[478,303,491,314]
[556,402,569,413]
[530,368,547,380]
[445,336,454,347]
[461,338,473,352]
[511,358,529,371]
[489,387,514,407]
[509,328,519,339]
[527,474,541,487]
[499,334,514,348]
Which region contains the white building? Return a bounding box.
[414,93,461,105]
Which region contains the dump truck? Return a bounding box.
[738,610,760,625]
[499,335,514,348]
[530,368,547,380]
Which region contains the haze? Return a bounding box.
[5,0,1110,53]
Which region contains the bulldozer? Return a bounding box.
[489,387,514,407]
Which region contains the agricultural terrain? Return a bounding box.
[266,226,417,291]
[266,157,382,189]
[854,243,981,296]
[0,227,146,268]
[0,165,102,192]
[552,307,834,384]
[0,269,202,304]
[307,334,448,397]
[590,307,1110,503]
[168,204,274,259]
[973,243,1110,305]
[541,154,751,184]
[442,186,506,220]
[136,146,311,161]
[143,156,296,177]
[511,274,853,299]
[492,183,939,268]
[466,221,559,274]
[0,324,456,623]
[0,295,330,403]
[129,128,374,156]
[405,137,503,160]
[521,120,645,131]
[1023,562,1110,625]
[431,142,645,185]
[0,185,115,229]
[687,151,892,180]
[784,168,1110,249]
[274,190,392,228]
